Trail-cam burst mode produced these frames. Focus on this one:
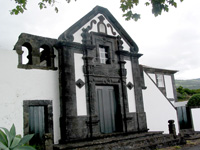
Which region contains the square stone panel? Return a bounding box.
[76,79,85,89]
[127,82,134,90]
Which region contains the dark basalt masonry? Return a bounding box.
[14,6,148,143]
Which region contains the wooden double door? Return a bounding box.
[96,86,122,134]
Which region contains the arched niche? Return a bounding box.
[22,42,32,65]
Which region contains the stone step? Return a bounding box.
[53,132,180,150]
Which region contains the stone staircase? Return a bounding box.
[53,132,181,150]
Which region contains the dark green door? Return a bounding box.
[96,86,117,133]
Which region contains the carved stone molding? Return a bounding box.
[121,68,127,76]
[93,77,120,84]
[81,28,91,45]
[86,19,97,31]
[117,36,124,51]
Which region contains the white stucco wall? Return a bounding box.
[74,53,87,116]
[148,73,156,83]
[143,72,179,134]
[191,108,200,131]
[124,60,136,112]
[0,49,60,144]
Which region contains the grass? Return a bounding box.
[157,145,181,150]
[157,139,200,150]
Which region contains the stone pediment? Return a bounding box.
[58,6,139,53]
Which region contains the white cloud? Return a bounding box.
[0,0,200,79]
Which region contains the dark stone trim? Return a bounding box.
[23,100,53,141]
[116,50,143,58]
[55,41,95,51]
[139,65,146,90]
[142,65,178,75]
[18,64,57,70]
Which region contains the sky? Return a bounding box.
[0,0,200,80]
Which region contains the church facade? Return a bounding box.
[0,6,180,146]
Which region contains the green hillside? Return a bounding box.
[175,78,200,89]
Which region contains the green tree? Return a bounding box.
[184,88,196,95]
[177,86,184,94]
[11,0,184,21]
[187,94,200,107]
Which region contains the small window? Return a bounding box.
[99,46,109,64]
[156,74,164,87]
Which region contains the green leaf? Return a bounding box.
[10,124,16,139]
[133,0,139,6]
[55,7,58,13]
[132,13,140,21]
[120,3,128,12]
[0,127,12,147]
[145,2,150,6]
[0,141,8,149]
[123,11,132,21]
[14,146,36,150]
[17,134,34,146]
[10,136,21,149]
[0,129,8,146]
[1,124,18,149]
[127,0,133,9]
[15,135,22,139]
[39,2,44,9]
[164,4,169,12]
[173,2,177,8]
